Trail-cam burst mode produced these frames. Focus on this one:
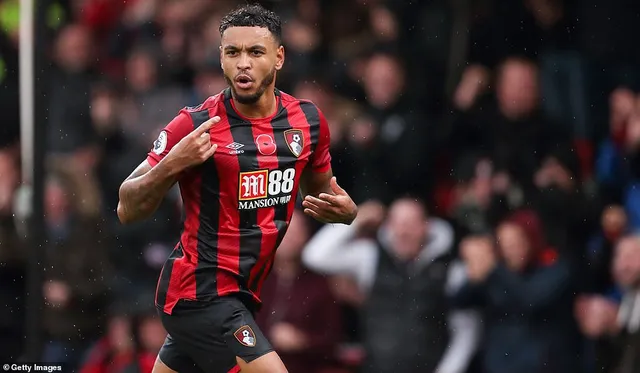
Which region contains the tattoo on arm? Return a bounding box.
[117,161,179,223]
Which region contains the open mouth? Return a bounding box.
[235,75,254,89]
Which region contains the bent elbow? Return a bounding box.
[116,202,130,224]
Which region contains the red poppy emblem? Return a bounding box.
[255,134,276,155]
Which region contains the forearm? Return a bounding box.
[117,159,181,223]
[436,310,481,373]
[299,172,332,198]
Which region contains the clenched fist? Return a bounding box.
[167,116,220,171]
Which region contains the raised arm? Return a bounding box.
[299,106,357,224]
[117,112,220,224]
[117,160,178,224]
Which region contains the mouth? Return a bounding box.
[235,74,254,90]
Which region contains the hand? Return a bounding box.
[453,65,489,111]
[166,116,220,171]
[270,323,307,352]
[303,177,358,224]
[43,280,70,307]
[461,236,496,281]
[576,296,619,338]
[491,172,511,194]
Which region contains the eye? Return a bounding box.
[251,50,265,56]
[226,50,238,56]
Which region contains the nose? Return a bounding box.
[237,52,251,70]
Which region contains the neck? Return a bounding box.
[233,88,277,119]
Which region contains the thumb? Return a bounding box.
[330,177,346,195]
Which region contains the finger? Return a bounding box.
[305,195,333,208]
[199,132,211,143]
[204,143,218,158]
[318,193,340,205]
[302,199,324,212]
[330,177,346,195]
[302,199,337,216]
[194,116,221,135]
[302,200,340,221]
[303,208,331,223]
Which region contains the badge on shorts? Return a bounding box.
[234,325,257,347]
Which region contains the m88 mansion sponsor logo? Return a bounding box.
[238,168,296,210]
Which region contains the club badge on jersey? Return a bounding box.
[284,129,303,157]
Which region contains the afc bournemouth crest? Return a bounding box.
[234,325,257,347]
[284,129,303,157]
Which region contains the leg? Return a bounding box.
[153,355,177,373]
[236,351,288,373]
[154,334,204,373]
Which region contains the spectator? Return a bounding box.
[452,57,571,194]
[80,299,164,373]
[455,210,582,373]
[532,146,600,259]
[47,24,103,217]
[576,234,640,373]
[303,199,480,373]
[41,175,112,366]
[609,234,640,373]
[584,205,629,294]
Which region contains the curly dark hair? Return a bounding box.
[219,4,282,44]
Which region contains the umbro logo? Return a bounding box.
[226,142,245,154]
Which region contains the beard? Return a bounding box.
[225,68,276,105]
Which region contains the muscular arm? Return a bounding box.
[300,167,357,225]
[117,109,219,224]
[299,168,333,198]
[116,159,181,224]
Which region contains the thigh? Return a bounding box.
[157,334,204,373]
[236,351,288,373]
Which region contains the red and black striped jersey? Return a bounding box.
[147,88,331,315]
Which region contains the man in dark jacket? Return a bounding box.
[609,235,640,373]
[454,210,582,373]
[303,199,480,373]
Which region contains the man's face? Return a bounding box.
[613,237,640,288]
[496,60,539,119]
[220,26,284,105]
[363,54,404,109]
[387,200,427,261]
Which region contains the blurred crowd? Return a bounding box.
[1,0,640,372]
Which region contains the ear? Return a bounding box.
[219,46,223,69]
[275,45,285,71]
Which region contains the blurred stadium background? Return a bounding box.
[1,0,640,372]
